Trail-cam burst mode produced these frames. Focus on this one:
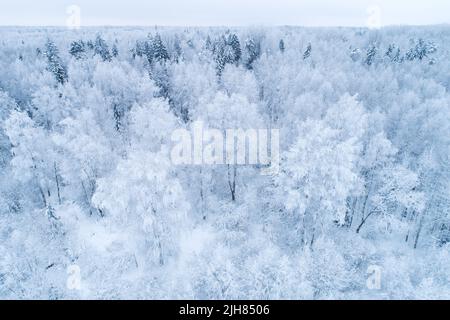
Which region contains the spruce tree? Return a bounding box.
[94,35,112,62]
[173,37,183,62]
[44,40,68,85]
[303,43,312,60]
[213,35,235,77]
[143,40,154,64]
[365,44,377,66]
[152,34,169,62]
[69,40,86,60]
[279,39,285,53]
[244,38,261,70]
[385,44,395,60]
[228,33,242,63]
[205,35,213,51]
[111,43,119,58]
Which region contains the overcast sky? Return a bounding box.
[1,0,449,27]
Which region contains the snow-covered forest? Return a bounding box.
[0,26,449,299]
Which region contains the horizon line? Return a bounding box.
[0,23,449,28]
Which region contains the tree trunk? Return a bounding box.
[38,185,47,207]
[356,210,375,234]
[344,197,357,227]
[227,165,236,202]
[54,162,62,205]
[200,167,205,220]
[414,213,425,249]
[81,180,93,216]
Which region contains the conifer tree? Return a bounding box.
[303,43,312,60]
[69,40,86,60]
[228,33,242,63]
[111,43,119,58]
[94,35,112,62]
[279,39,285,52]
[44,40,68,85]
[365,44,377,66]
[152,34,169,62]
[244,38,261,70]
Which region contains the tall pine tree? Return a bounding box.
[44,40,68,85]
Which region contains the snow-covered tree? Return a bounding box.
[69,40,87,60]
[44,40,68,84]
[94,35,112,62]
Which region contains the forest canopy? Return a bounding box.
[0,26,449,299]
